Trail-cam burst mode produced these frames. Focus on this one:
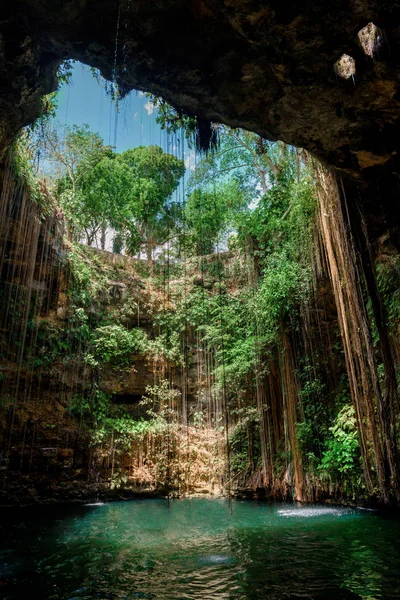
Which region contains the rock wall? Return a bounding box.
[0,161,229,505]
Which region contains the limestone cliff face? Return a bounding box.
[0,166,215,504]
[1,0,400,503]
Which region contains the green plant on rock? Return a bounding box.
[146,331,184,366]
[89,324,148,367]
[319,405,361,484]
[141,380,182,422]
[68,244,108,306]
[70,389,111,425]
[92,416,162,452]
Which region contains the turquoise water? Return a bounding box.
[0,499,400,599]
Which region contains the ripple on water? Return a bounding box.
[197,554,235,566]
[0,499,399,600]
[277,506,353,518]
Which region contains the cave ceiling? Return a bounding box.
[1,0,400,184]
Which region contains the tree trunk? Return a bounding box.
[101,225,106,251]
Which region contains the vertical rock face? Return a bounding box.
[0,163,227,504]
[1,1,400,504]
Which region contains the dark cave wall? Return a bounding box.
[1,0,400,178]
[1,0,399,256]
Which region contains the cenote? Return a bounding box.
[1,499,400,600]
[2,3,400,599]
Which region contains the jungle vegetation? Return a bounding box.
[2,77,400,504]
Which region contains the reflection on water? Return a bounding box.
[0,499,399,599]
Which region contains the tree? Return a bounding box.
[182,127,294,257]
[73,156,136,246]
[184,180,248,255]
[46,123,114,245]
[47,123,112,193]
[188,127,294,198]
[48,125,185,253]
[117,145,185,259]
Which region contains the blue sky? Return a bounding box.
[54,62,194,169]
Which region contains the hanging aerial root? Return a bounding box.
[314,164,399,502]
[195,119,220,154]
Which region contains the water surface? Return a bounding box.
[0,499,399,599]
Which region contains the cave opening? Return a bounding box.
[1,53,399,505]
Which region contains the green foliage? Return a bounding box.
[188,127,281,197]
[9,134,46,210]
[229,407,261,474]
[200,287,261,393]
[296,364,330,468]
[74,155,135,244]
[46,123,112,241]
[49,131,185,254]
[116,145,185,257]
[93,417,160,446]
[376,255,400,332]
[146,331,184,366]
[89,66,120,102]
[67,244,108,305]
[319,405,361,481]
[141,380,182,421]
[70,389,161,451]
[88,382,181,453]
[71,389,111,425]
[184,181,248,255]
[257,254,310,334]
[89,324,147,367]
[145,94,198,141]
